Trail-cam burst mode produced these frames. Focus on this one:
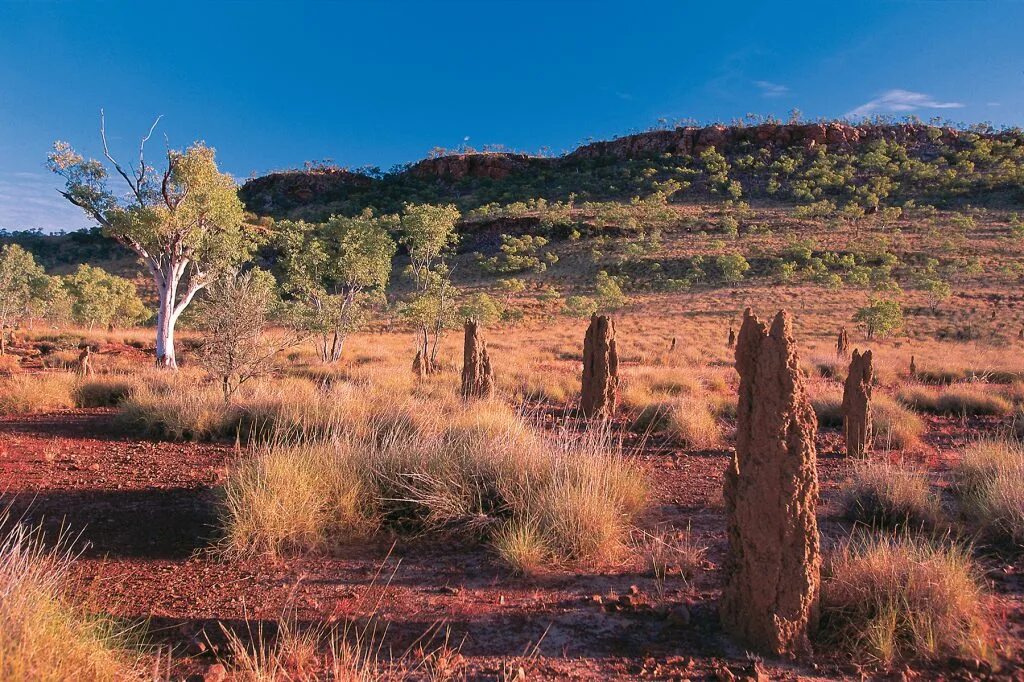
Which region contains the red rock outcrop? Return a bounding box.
[721,309,820,656]
[581,315,618,419]
[842,349,873,457]
[460,320,494,400]
[567,122,972,161]
[408,153,545,181]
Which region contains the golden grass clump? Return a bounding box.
[955,439,1024,544]
[820,534,993,665]
[839,460,942,530]
[898,384,1012,417]
[74,375,139,407]
[0,373,77,414]
[665,398,724,449]
[0,519,136,681]
[221,396,648,569]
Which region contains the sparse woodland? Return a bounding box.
[3,119,1024,679]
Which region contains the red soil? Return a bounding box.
[1,408,1022,680]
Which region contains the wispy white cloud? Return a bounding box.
[847,89,964,117]
[753,80,789,98]
[0,172,93,232]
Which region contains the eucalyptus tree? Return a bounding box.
[48,114,251,367]
[0,244,48,349]
[277,209,397,363]
[398,203,461,367]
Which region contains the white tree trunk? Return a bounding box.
[154,278,178,368]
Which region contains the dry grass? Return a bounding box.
[839,460,943,530]
[0,373,77,414]
[898,384,1012,417]
[0,517,137,681]
[809,386,924,450]
[221,397,647,568]
[955,440,1024,544]
[820,533,993,665]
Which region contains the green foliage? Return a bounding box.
[62,264,149,328]
[712,253,750,283]
[0,244,48,329]
[458,292,503,325]
[277,210,397,362]
[400,203,460,288]
[594,271,627,310]
[563,295,598,318]
[477,234,556,274]
[854,297,904,339]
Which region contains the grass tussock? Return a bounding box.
[820,534,993,665]
[839,460,942,530]
[898,384,1012,417]
[221,399,647,569]
[74,376,138,408]
[0,373,76,414]
[0,518,137,681]
[955,439,1024,544]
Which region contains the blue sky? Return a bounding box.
[1,1,1021,231]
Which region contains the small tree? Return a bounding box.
[63,264,148,329]
[27,276,73,328]
[594,271,627,311]
[400,203,461,366]
[278,210,397,363]
[195,269,301,402]
[854,297,904,339]
[48,115,252,367]
[0,245,48,351]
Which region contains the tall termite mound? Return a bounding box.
[836,327,850,358]
[581,314,618,418]
[460,319,494,399]
[842,349,873,457]
[721,308,820,656]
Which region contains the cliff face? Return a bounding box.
[238,167,375,215]
[407,152,552,181]
[567,122,971,159]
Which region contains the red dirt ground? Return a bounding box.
[2,408,1023,680]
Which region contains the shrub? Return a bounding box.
[839,460,942,529]
[562,295,598,318]
[955,440,1024,544]
[854,297,903,339]
[820,534,992,664]
[0,517,137,680]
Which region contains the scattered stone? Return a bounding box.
[460,319,495,399]
[202,663,227,682]
[836,327,850,358]
[721,309,820,656]
[842,349,873,457]
[580,314,619,418]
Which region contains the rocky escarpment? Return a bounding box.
[408,152,552,181]
[568,121,977,160]
[238,167,375,215]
